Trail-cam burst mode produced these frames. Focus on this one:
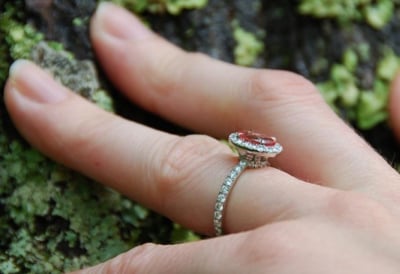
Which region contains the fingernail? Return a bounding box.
[9,60,68,104]
[95,2,152,41]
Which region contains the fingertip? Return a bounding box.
[8,59,31,78]
[91,1,152,42]
[5,59,68,107]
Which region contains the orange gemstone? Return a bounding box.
[238,130,276,147]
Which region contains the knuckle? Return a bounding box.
[234,226,297,267]
[144,46,210,98]
[146,44,186,96]
[157,134,221,206]
[55,108,116,163]
[322,191,391,228]
[247,70,322,106]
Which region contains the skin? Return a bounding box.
[4,2,400,273]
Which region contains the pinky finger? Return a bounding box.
[68,228,273,274]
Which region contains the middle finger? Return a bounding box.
[91,3,399,192]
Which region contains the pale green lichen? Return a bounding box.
[110,0,208,15]
[92,90,115,112]
[232,22,264,67]
[357,80,389,129]
[0,3,199,272]
[171,224,201,243]
[1,18,44,61]
[0,3,21,84]
[31,41,109,105]
[298,0,395,29]
[318,47,400,130]
[0,121,158,273]
[364,0,394,29]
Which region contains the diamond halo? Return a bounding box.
[229,130,282,168]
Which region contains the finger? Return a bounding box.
[68,235,244,274]
[68,228,287,274]
[68,211,400,274]
[4,60,332,235]
[390,73,400,142]
[91,3,399,191]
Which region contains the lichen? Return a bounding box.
[318,46,400,130]
[0,3,200,272]
[298,0,395,29]
[0,10,43,61]
[0,27,149,269]
[171,224,201,243]
[109,0,208,15]
[0,2,23,86]
[31,41,108,105]
[232,21,264,67]
[0,129,154,273]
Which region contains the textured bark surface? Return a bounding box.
[1,0,400,272]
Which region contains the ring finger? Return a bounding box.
[5,61,332,235]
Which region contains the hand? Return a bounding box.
[5,2,400,273]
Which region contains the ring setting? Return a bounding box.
[213,130,283,236]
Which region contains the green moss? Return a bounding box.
[165,0,208,15]
[299,0,363,21]
[364,0,394,29]
[0,3,18,85]
[0,118,158,272]
[376,48,400,81]
[343,48,358,72]
[171,224,201,243]
[0,3,200,272]
[232,22,264,67]
[357,80,389,129]
[298,0,395,29]
[92,90,115,111]
[109,0,208,15]
[318,47,400,130]
[72,17,89,27]
[1,19,43,60]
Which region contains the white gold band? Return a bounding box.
[213,131,282,236]
[213,160,247,236]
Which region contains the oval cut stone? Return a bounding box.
[237,130,276,147]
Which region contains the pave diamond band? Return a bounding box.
[213,130,282,236]
[214,160,247,236]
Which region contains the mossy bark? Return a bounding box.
[1,0,400,273]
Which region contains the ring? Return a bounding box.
[213,130,283,236]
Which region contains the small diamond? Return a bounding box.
[229,171,238,179]
[256,145,265,152]
[220,187,228,195]
[217,194,226,203]
[215,202,223,211]
[225,178,233,186]
[214,211,222,220]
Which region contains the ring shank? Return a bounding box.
[213,160,248,236]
